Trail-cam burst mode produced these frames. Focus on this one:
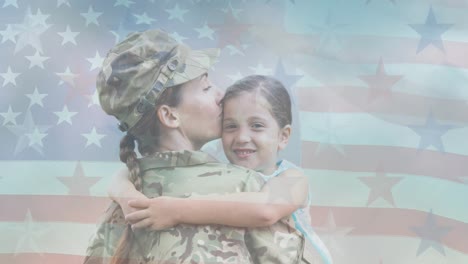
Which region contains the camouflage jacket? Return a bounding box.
[83,150,312,264]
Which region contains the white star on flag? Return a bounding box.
[114,0,135,8]
[87,89,100,107]
[133,12,156,25]
[9,210,50,255]
[166,4,189,22]
[170,31,187,43]
[57,25,79,45]
[55,66,78,87]
[54,105,78,125]
[80,6,102,26]
[57,0,71,8]
[13,7,50,54]
[3,0,18,8]
[0,105,21,125]
[221,2,242,19]
[82,127,106,148]
[0,66,20,87]
[26,128,48,147]
[0,24,19,43]
[29,8,50,27]
[195,23,214,40]
[26,87,47,108]
[6,111,51,155]
[25,51,50,69]
[249,63,273,75]
[227,71,244,82]
[86,51,104,71]
[226,45,246,56]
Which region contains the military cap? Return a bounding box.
[97,29,219,132]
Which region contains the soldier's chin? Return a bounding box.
[210,128,222,140]
[205,131,221,142]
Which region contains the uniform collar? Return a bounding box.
[139,150,217,171]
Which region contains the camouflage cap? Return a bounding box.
[97,29,219,132]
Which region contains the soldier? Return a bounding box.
[83,29,310,264]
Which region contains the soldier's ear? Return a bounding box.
[157,105,180,128]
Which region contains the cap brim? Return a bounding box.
[168,48,220,87]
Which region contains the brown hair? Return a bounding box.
[111,84,183,264]
[221,75,292,128]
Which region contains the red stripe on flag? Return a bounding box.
[310,206,468,254]
[0,195,110,223]
[301,141,467,182]
[297,86,468,124]
[302,36,468,69]
[0,253,86,264]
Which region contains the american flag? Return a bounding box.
[1,0,467,263]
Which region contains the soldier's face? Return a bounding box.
[177,73,224,149]
[222,92,290,175]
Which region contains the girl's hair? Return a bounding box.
[222,75,292,127]
[111,84,183,264]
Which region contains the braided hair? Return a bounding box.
[111,84,183,264]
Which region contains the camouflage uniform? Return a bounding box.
[84,151,312,264]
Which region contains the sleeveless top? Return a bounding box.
[260,160,333,264]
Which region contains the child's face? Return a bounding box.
[222,91,290,175]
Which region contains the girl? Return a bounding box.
[110,75,333,264]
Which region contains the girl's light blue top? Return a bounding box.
[260,160,333,264]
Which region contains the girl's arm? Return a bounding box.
[107,168,148,216]
[126,168,309,229]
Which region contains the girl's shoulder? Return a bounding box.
[277,159,301,172]
[261,160,302,181]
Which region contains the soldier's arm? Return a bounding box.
[108,167,148,216]
[126,168,308,229]
[83,201,128,264]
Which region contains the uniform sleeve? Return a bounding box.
[82,201,127,264]
[242,170,306,264]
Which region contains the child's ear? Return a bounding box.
[278,124,291,151]
[157,105,180,129]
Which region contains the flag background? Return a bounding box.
[0,0,467,263]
